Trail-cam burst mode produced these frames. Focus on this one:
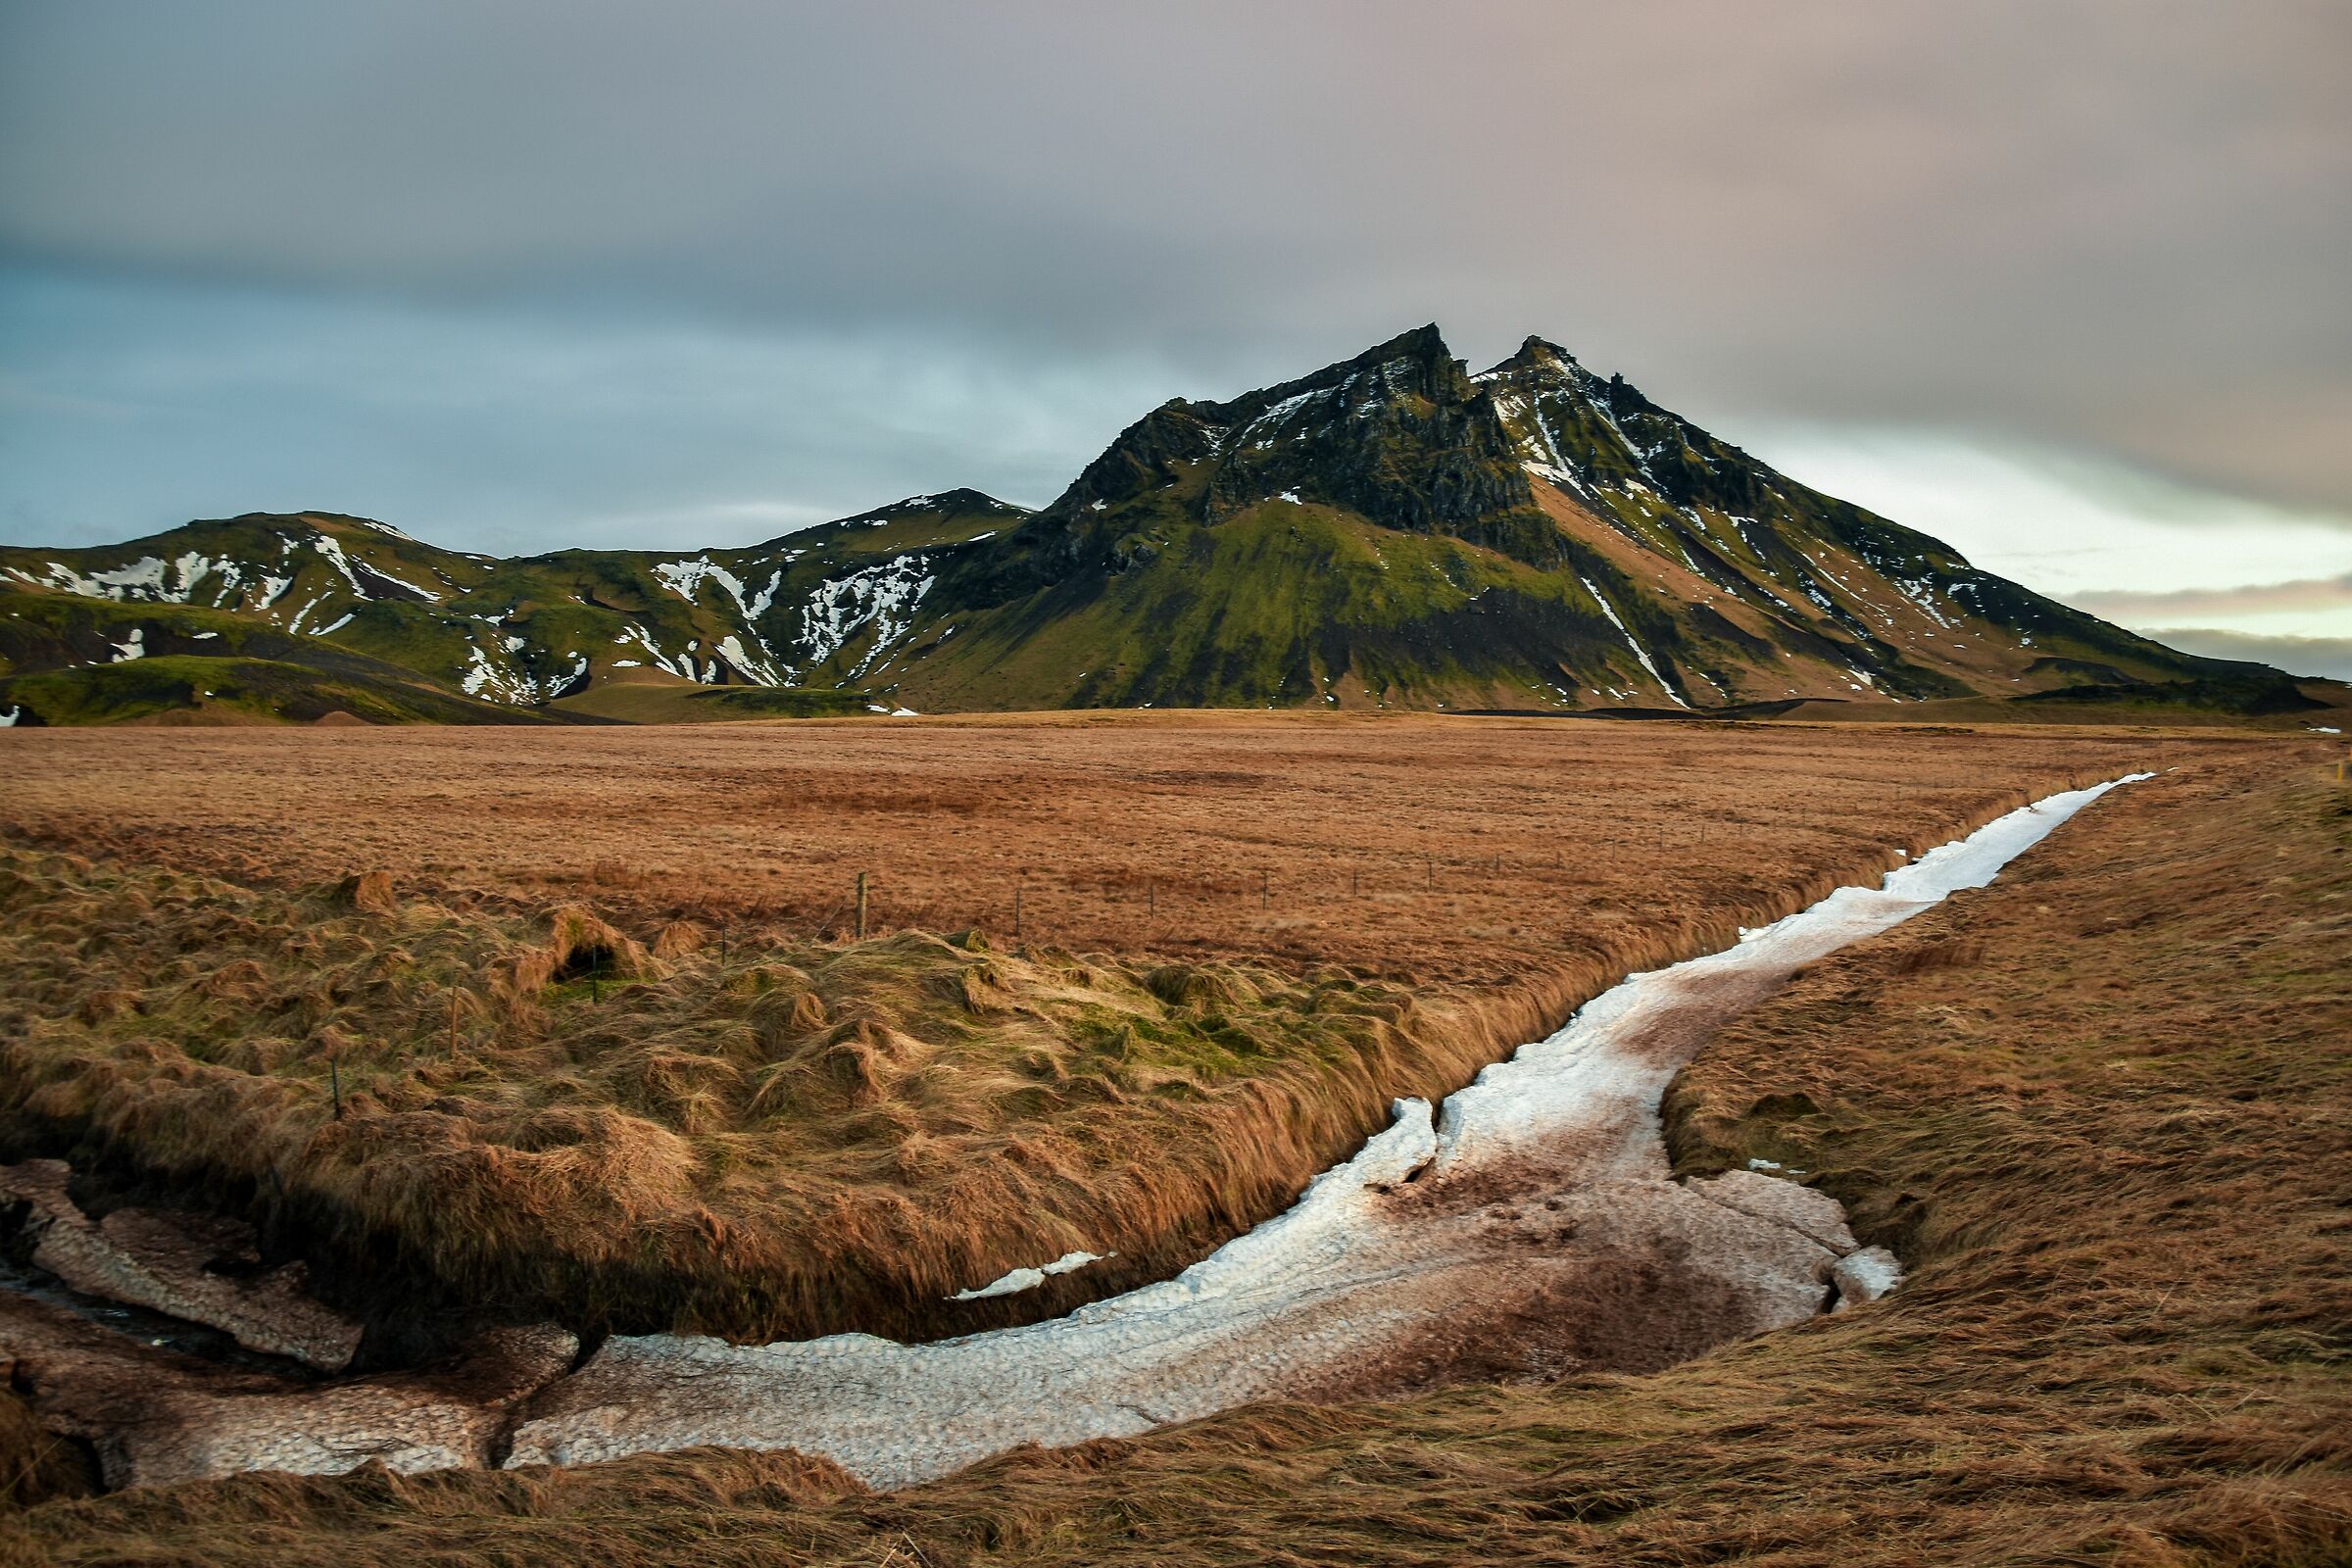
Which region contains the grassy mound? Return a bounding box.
[0,844,1502,1346]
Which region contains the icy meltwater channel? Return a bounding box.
[510,776,2149,1489]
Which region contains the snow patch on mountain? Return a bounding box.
[1577,575,1688,708]
[792,557,937,678]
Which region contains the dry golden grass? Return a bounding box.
[0,847,1492,1346]
[0,711,2248,984]
[8,744,2344,1564]
[0,719,2263,1353]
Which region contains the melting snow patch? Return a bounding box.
[1831,1247,1902,1310]
[110,628,145,662]
[37,557,171,601]
[655,557,751,612]
[311,533,366,594]
[952,1251,1113,1302]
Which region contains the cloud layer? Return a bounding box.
[2,2,2347,578]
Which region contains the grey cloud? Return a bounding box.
[0,0,2347,540]
[2073,572,2352,622]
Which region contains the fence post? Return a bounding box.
[1148,882,1155,917]
[856,871,869,940]
[1260,870,1269,911]
[1013,882,1023,939]
[330,1056,343,1121]
[449,979,461,1058]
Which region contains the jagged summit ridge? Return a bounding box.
[1049,324,1549,563]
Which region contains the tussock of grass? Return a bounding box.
[10,755,2343,1564]
[0,846,1522,1346]
[0,1396,95,1512]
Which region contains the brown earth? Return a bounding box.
[6,720,2339,1563]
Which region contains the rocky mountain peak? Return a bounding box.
[1492,334,1581,373]
[1178,325,1551,558]
[1040,324,1550,559]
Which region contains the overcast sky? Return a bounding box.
[3,1,2348,672]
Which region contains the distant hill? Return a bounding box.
[0,328,2312,725]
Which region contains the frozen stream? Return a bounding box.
[508,775,2149,1488]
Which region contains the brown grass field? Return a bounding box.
[1,716,2344,1565]
[0,712,2262,984]
[3,730,2340,1565]
[0,716,2266,1354]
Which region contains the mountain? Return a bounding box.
[0,493,1022,724]
[0,327,2314,725]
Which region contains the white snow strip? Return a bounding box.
[1577,575,1688,708]
[951,1251,1112,1301]
[357,561,443,602]
[507,774,2149,1491]
[311,532,366,594]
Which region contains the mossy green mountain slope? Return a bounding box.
[877,326,2272,712]
[0,493,1020,723]
[0,329,2290,721]
[0,592,576,726]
